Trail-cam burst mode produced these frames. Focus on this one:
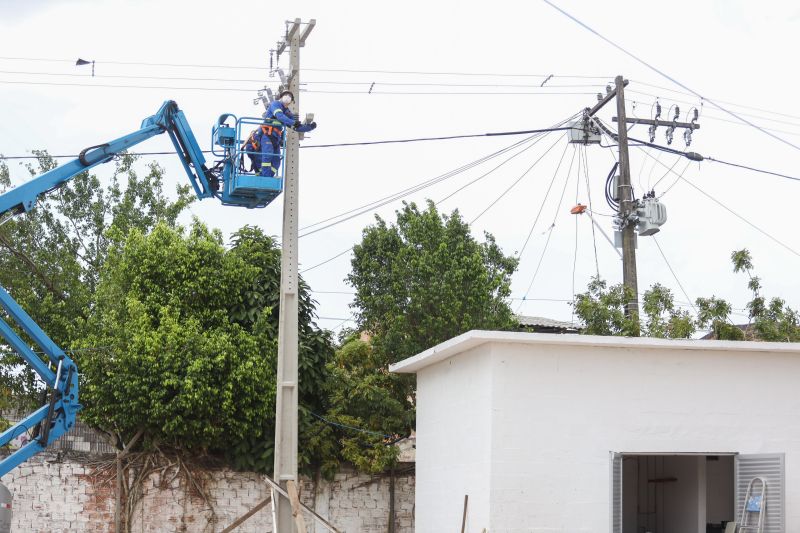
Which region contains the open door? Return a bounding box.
[735,454,785,533]
[610,452,622,533]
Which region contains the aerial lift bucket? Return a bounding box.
[212,115,285,209]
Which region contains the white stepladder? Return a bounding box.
[738,476,767,533]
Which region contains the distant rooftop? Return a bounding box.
[515,315,580,333]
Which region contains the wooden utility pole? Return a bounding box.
[613,75,639,321]
[274,18,315,533]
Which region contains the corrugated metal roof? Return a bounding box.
[515,314,578,330]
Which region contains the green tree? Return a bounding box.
[349,200,518,362]
[732,249,800,342]
[573,249,798,342]
[572,278,694,339]
[79,222,271,451]
[0,152,193,406]
[79,222,337,475]
[336,200,518,472]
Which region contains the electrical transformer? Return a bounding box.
[567,118,602,144]
[635,197,667,236]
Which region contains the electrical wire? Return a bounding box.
[469,134,565,224]
[0,57,616,79]
[650,154,684,192]
[307,80,605,88]
[300,131,547,237]
[630,79,800,122]
[300,246,353,274]
[517,144,574,259]
[0,126,572,161]
[628,87,800,129]
[308,411,392,439]
[0,79,259,92]
[635,146,800,258]
[4,55,797,126]
[652,236,697,314]
[542,1,800,152]
[581,146,601,278]
[436,114,580,204]
[516,139,578,310]
[657,160,692,198]
[300,117,578,270]
[304,89,599,96]
[301,126,573,149]
[678,175,800,259]
[595,118,800,183]
[572,156,581,318]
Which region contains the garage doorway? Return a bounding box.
[622,454,733,533]
[611,452,785,533]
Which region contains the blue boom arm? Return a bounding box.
[0,100,215,476]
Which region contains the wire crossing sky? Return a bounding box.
[2,0,799,331]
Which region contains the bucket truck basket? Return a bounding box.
[211,114,284,209]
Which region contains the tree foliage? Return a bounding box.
[0,152,193,406]
[573,278,694,339]
[573,248,798,342]
[336,200,518,472]
[78,222,337,475]
[349,200,518,362]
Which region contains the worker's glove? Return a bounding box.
[294,122,317,133]
[292,120,302,129]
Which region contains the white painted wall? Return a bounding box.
[394,332,800,533]
[415,345,493,533]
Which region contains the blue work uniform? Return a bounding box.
[258,100,298,177]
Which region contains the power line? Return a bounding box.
[302,67,613,79]
[436,114,579,205]
[304,89,599,96]
[469,134,565,223]
[516,138,579,310]
[301,246,353,274]
[0,79,258,92]
[657,160,692,198]
[652,236,697,314]
[635,146,800,259]
[301,126,573,149]
[581,146,600,278]
[300,130,554,237]
[678,175,800,259]
[0,78,600,97]
[595,118,800,183]
[306,80,605,88]
[0,125,573,161]
[300,115,577,273]
[627,89,800,131]
[0,56,612,78]
[630,79,800,122]
[517,144,574,259]
[543,0,800,153]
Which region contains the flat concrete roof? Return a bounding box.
[390,330,800,374]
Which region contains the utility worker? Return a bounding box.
[256,90,317,177]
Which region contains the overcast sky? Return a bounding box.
[1,0,799,336]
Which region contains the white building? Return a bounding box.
[390,330,800,533]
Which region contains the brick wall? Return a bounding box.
[0,452,414,532]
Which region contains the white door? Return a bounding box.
[735,454,785,533]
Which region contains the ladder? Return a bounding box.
[739,476,767,533]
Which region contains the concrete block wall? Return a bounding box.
[0,452,414,532]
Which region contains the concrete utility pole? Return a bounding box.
[273,18,315,533]
[613,75,639,320]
